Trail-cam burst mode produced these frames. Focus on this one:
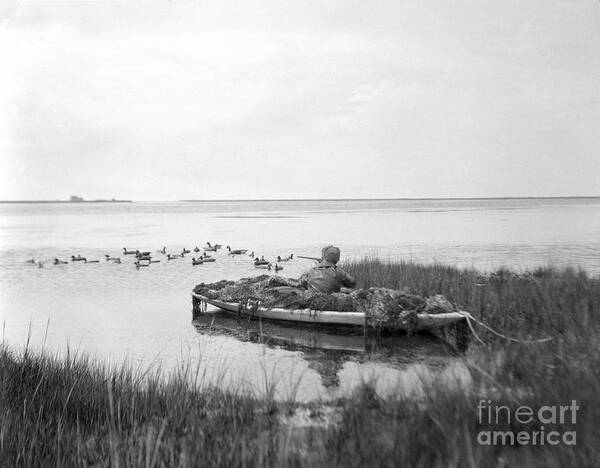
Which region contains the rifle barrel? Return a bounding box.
[297,255,321,261]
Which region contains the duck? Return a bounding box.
[277,254,294,262]
[206,242,222,250]
[167,254,179,260]
[254,262,272,270]
[71,255,86,262]
[123,248,136,255]
[201,252,212,258]
[204,244,217,252]
[254,257,270,266]
[274,263,283,272]
[199,254,216,263]
[181,248,191,255]
[135,250,151,258]
[191,257,204,265]
[227,246,248,255]
[53,258,68,265]
[157,246,166,254]
[193,246,200,253]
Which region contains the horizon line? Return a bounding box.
[2,195,600,203]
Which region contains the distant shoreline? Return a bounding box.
[1,196,599,204]
[0,200,132,204]
[180,196,600,202]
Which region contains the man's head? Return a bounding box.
[321,245,341,264]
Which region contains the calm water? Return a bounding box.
[1,198,599,401]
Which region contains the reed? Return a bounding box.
[1,259,599,466]
[343,258,600,342]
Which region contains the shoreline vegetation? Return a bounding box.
[2,259,600,466]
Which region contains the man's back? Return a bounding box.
[304,261,356,293]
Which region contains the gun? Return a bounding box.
[297,255,321,262]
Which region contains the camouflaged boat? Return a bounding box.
[191,291,468,332]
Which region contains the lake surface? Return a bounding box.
[1,198,599,401]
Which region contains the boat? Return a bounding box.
[191,292,468,333]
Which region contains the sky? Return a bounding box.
[1,0,599,201]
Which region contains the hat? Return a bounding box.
[321,245,340,264]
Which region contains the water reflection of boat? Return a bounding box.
[192,311,461,390]
[192,292,470,352]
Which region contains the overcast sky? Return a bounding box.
[1,0,599,200]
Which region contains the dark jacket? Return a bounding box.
[301,261,356,293]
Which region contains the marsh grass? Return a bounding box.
[2,259,600,467]
[343,258,600,342]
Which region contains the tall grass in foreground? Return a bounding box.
[0,346,286,467]
[1,260,600,467]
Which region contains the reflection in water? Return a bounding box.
[192,310,471,398]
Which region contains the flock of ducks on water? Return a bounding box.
[26,241,294,272]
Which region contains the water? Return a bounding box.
[1,198,599,401]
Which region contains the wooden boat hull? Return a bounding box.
[192,292,466,331]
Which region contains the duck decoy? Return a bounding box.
[53,258,68,265]
[71,255,86,262]
[227,246,248,255]
[123,248,136,255]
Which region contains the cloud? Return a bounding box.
[1,0,599,199]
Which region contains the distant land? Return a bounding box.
[179,196,600,202]
[0,196,132,203]
[1,196,599,203]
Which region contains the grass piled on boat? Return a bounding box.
[193,274,460,326]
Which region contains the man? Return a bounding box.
[301,245,356,293]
